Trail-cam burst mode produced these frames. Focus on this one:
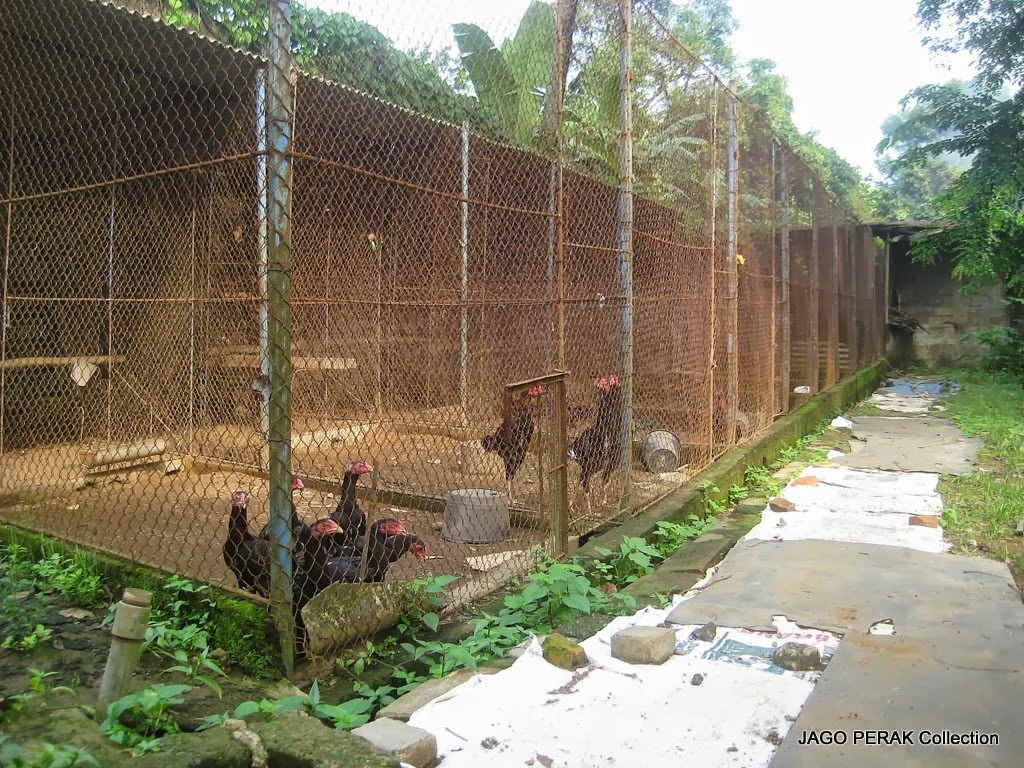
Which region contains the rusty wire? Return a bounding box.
[0,0,885,659]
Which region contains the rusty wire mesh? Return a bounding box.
[0,0,885,657]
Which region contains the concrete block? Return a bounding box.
[610,626,676,665]
[352,717,437,768]
[375,667,495,722]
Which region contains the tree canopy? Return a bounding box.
[881,0,1024,304]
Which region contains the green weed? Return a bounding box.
[940,370,1024,585]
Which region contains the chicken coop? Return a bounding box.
[0,0,885,640]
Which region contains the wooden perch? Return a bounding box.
[1,355,125,370]
[206,346,357,371]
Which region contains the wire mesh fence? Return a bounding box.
[0,0,885,661]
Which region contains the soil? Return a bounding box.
[0,423,689,610]
[0,586,285,729]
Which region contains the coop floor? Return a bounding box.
[0,421,702,604]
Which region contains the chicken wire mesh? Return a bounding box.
[0,0,885,660]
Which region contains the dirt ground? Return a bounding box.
[0,420,690,606]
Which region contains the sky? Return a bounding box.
[728,0,976,178]
[310,0,976,179]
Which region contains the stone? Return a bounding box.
[375,667,496,722]
[302,581,415,658]
[690,622,717,642]
[56,631,93,651]
[690,673,705,686]
[769,497,797,513]
[133,727,252,768]
[542,633,589,670]
[249,717,398,768]
[2,705,129,767]
[792,475,819,486]
[772,642,823,672]
[351,717,437,768]
[610,626,676,665]
[734,498,767,516]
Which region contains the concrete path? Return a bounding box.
[668,377,1022,767]
[384,378,1023,767]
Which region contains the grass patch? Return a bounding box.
[940,369,1024,588]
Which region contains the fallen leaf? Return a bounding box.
[792,476,818,486]
[908,515,940,528]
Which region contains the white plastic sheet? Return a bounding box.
[408,602,832,768]
[746,466,949,553]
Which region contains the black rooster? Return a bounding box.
[481,385,544,501]
[258,474,308,542]
[568,376,624,498]
[223,491,269,595]
[223,491,341,599]
[312,459,373,555]
[318,518,428,584]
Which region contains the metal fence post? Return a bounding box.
[779,147,791,412]
[830,210,840,385]
[553,0,568,372]
[725,88,739,442]
[707,82,719,458]
[460,121,470,425]
[769,142,778,414]
[849,223,859,370]
[809,185,820,395]
[266,0,296,678]
[616,0,634,510]
[0,103,13,488]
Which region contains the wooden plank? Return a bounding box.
[206,348,357,371]
[1,355,125,370]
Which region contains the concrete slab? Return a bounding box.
[666,540,1022,635]
[838,416,982,475]
[375,667,496,722]
[771,634,1022,767]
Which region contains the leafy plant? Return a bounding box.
[726,484,747,505]
[744,464,783,497]
[202,681,373,732]
[31,551,105,608]
[1,625,52,653]
[592,536,663,586]
[651,517,716,556]
[0,737,97,768]
[159,647,226,698]
[101,684,192,755]
[697,481,727,516]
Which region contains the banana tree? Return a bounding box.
[453,0,557,148]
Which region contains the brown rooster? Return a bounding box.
[481,385,545,502]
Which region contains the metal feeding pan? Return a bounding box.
[441,488,511,544]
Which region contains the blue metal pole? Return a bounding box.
[617,0,633,510]
[266,0,295,677]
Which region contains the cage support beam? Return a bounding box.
[779,146,791,410]
[706,81,719,461]
[809,184,820,395]
[725,86,739,445]
[460,121,470,425]
[266,0,297,679]
[616,0,634,511]
[829,211,840,386]
[0,100,14,485]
